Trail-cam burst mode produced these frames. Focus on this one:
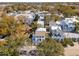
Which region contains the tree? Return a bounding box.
[45,15,51,25]
[37,38,64,56]
[0,33,28,56]
[0,15,15,36]
[51,14,61,21]
[54,4,76,17]
[63,8,76,17]
[0,15,30,56]
[31,21,37,32]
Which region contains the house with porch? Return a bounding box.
[32,28,46,45]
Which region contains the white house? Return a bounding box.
[32,28,46,45]
[56,17,76,32]
[49,20,64,41]
[50,24,64,41]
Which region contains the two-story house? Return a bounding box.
[49,21,64,41]
[32,28,46,45]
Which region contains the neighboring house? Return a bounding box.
[37,20,44,28]
[56,18,76,32]
[49,20,64,41]
[50,24,64,41]
[32,28,46,45]
[24,11,36,25]
[14,11,36,25]
[49,17,79,41]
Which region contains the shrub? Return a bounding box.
[61,38,74,47]
[37,38,64,56]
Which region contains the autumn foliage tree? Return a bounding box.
[0,15,30,56]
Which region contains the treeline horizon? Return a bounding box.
[0,2,79,5]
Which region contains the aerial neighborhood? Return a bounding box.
[7,8,79,45]
[0,3,79,56]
